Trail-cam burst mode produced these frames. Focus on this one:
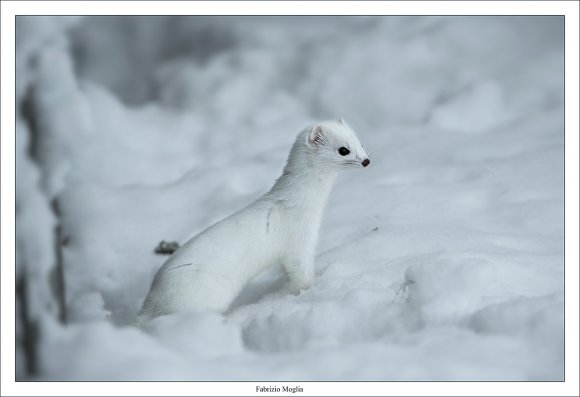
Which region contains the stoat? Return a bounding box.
[137,119,370,323]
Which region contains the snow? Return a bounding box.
[16,16,563,380]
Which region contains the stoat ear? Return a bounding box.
[307,125,324,147]
[338,118,351,129]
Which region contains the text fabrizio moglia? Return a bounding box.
[256,385,304,393]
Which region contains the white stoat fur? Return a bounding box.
[137,119,370,324]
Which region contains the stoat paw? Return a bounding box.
[290,274,314,293]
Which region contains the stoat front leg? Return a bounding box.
[282,255,315,292]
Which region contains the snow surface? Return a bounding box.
[18,16,563,380]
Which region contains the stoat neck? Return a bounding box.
[265,143,338,212]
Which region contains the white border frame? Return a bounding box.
[1,1,578,396]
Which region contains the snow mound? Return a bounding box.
[16,16,563,380]
[430,80,513,132]
[143,311,244,358]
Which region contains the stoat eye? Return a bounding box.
[338,147,350,156]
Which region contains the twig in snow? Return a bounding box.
[154,240,180,255]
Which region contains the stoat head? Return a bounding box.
[305,118,370,169]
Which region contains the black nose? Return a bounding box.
[362,158,370,167]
